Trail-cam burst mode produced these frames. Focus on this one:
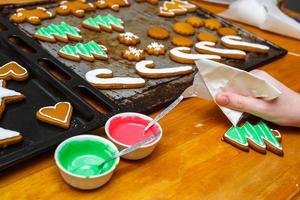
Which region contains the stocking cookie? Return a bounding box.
[122,47,145,61]
[58,41,108,62]
[145,42,166,56]
[169,47,221,64]
[0,80,25,117]
[34,22,82,43]
[221,35,270,53]
[173,22,195,36]
[82,14,124,32]
[171,35,193,47]
[118,32,140,46]
[36,102,73,129]
[85,68,145,89]
[0,127,23,148]
[95,0,130,11]
[10,7,55,25]
[135,60,193,78]
[0,61,29,81]
[56,0,95,17]
[159,0,197,17]
[147,27,169,40]
[195,41,246,59]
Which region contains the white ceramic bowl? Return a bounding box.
[54,135,119,190]
[105,112,162,160]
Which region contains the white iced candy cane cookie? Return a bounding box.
[221,35,270,53]
[195,41,246,59]
[169,46,221,64]
[135,60,193,78]
[85,68,146,89]
[0,127,21,140]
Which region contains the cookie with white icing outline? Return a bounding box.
[95,0,130,11]
[159,0,197,17]
[56,0,95,17]
[122,47,145,61]
[82,14,124,33]
[0,61,29,81]
[0,127,23,149]
[10,7,55,25]
[85,68,145,89]
[145,42,166,56]
[118,32,140,46]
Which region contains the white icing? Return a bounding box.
[38,102,72,124]
[195,41,246,56]
[46,11,53,17]
[75,9,84,14]
[221,35,270,51]
[60,5,68,10]
[136,60,192,75]
[98,0,106,4]
[85,69,145,85]
[16,13,23,17]
[111,4,120,9]
[0,61,28,77]
[0,80,23,105]
[170,47,221,61]
[16,8,25,12]
[0,127,20,140]
[119,32,139,41]
[124,47,144,57]
[36,7,46,11]
[147,42,165,51]
[28,16,39,20]
[88,2,95,8]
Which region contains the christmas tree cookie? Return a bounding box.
[34,22,82,43]
[82,14,124,32]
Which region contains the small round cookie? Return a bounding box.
[217,27,237,36]
[173,22,195,36]
[145,42,166,56]
[118,32,140,46]
[204,18,222,30]
[171,35,193,47]
[197,32,218,43]
[147,27,169,40]
[122,47,145,61]
[186,16,203,28]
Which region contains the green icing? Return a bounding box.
[35,22,81,41]
[83,14,124,31]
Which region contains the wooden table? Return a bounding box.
[1,1,300,199]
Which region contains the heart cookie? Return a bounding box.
[0,61,29,81]
[36,102,73,129]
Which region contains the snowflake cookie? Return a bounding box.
[122,47,145,61]
[118,32,140,46]
[145,42,166,56]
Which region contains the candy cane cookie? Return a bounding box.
[0,127,23,148]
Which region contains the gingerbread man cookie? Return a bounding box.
[118,32,140,46]
[10,7,55,25]
[0,61,29,81]
[95,0,130,11]
[0,127,23,149]
[122,47,145,61]
[145,42,166,56]
[159,0,197,17]
[56,0,95,17]
[82,14,124,32]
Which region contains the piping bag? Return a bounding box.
[181,59,281,126]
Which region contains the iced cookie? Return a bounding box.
[159,0,197,17]
[195,41,246,59]
[147,27,169,40]
[217,27,237,36]
[34,22,82,43]
[10,7,55,25]
[221,35,270,53]
[0,127,23,149]
[58,41,108,62]
[36,102,73,129]
[169,46,221,64]
[145,42,166,56]
[0,61,29,81]
[85,68,145,89]
[118,32,140,46]
[135,60,193,78]
[173,22,195,36]
[186,16,203,28]
[204,18,222,30]
[56,0,95,17]
[82,14,124,32]
[0,80,25,117]
[171,35,193,47]
[197,32,218,43]
[95,0,130,11]
[122,47,145,61]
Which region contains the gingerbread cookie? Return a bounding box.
[136,0,159,5]
[186,16,203,28]
[95,0,130,11]
[122,47,145,61]
[0,80,25,117]
[58,41,108,62]
[10,7,55,25]
[34,22,82,43]
[85,68,145,89]
[0,127,23,149]
[145,42,166,56]
[37,102,73,129]
[195,41,246,59]
[204,18,222,30]
[0,61,29,81]
[118,32,140,46]
[223,121,283,155]
[171,35,193,47]
[217,27,237,36]
[197,32,218,43]
[82,14,124,32]
[169,46,221,64]
[173,22,195,36]
[56,0,95,17]
[147,27,169,40]
[135,60,193,78]
[159,0,196,17]
[221,35,270,53]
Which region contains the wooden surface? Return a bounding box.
[1,1,300,199]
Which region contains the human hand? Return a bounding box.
[216,70,300,127]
